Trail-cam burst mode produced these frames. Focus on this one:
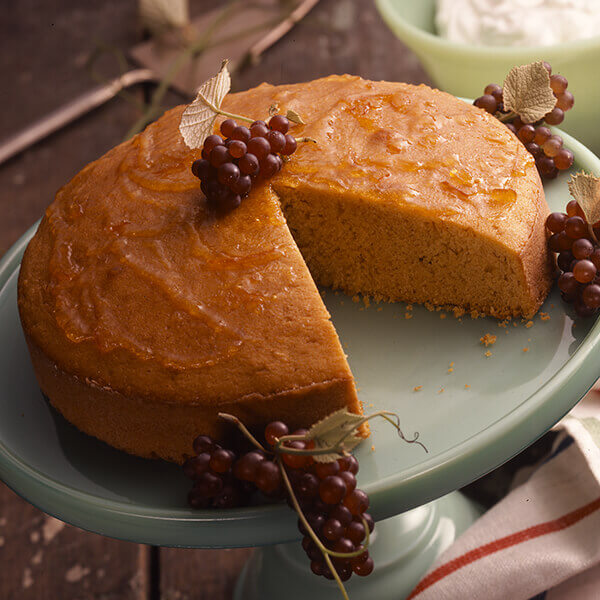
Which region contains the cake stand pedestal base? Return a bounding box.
[234,491,482,600]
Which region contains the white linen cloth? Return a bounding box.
[408,391,600,600]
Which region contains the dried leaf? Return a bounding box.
[503,62,556,124]
[138,0,189,34]
[286,109,305,125]
[569,172,600,227]
[180,60,231,149]
[306,409,364,462]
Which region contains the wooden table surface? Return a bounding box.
[0,1,431,598]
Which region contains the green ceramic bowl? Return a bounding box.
[375,0,600,153]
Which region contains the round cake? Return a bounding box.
[17,75,552,463]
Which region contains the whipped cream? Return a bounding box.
[436,0,600,46]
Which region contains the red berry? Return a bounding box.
[220,119,236,137]
[343,489,370,516]
[565,216,588,239]
[269,114,290,134]
[558,272,579,294]
[314,461,340,479]
[473,94,497,114]
[209,448,235,473]
[266,130,286,154]
[255,461,282,494]
[203,134,223,153]
[557,251,574,272]
[566,200,586,219]
[319,475,347,505]
[232,451,264,482]
[265,421,289,446]
[545,107,564,126]
[183,452,211,479]
[555,148,574,171]
[572,238,594,260]
[556,91,574,112]
[573,259,597,283]
[546,212,567,234]
[231,126,251,143]
[346,521,366,545]
[322,518,344,541]
[193,435,216,454]
[534,126,552,146]
[209,145,230,168]
[282,440,312,469]
[281,134,298,156]
[228,140,247,159]
[583,284,600,309]
[339,471,357,494]
[250,121,269,138]
[484,83,503,102]
[550,74,568,95]
[247,137,271,160]
[518,124,535,144]
[353,556,374,577]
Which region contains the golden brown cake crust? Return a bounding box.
[18,104,361,463]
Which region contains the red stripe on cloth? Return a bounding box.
[408,496,600,599]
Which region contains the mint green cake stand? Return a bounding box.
[1,129,599,599]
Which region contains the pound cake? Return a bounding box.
[18,75,552,463]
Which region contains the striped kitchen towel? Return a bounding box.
[409,402,600,600]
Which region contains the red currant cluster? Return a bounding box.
[547,200,600,317]
[184,421,374,583]
[191,115,298,212]
[264,421,375,582]
[474,62,574,179]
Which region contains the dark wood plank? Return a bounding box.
[160,549,253,600]
[0,485,149,600]
[0,2,151,599]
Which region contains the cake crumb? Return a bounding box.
[540,312,550,321]
[513,322,518,327]
[448,367,454,373]
[449,361,454,367]
[480,333,497,346]
[498,320,509,328]
[352,295,360,303]
[413,385,422,392]
[440,313,447,319]
[370,445,375,452]
[525,321,533,328]
[453,307,465,318]
[550,304,555,308]
[464,384,470,389]
[363,296,370,308]
[523,347,529,352]
[438,387,444,394]
[406,304,413,311]
[377,307,383,312]
[485,350,492,357]
[405,312,413,319]
[367,402,374,408]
